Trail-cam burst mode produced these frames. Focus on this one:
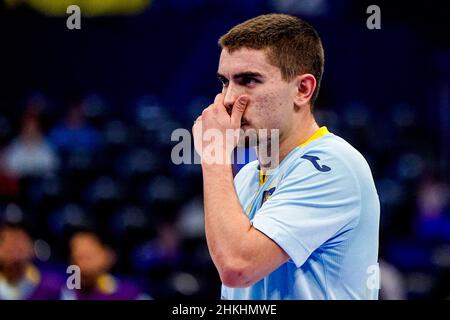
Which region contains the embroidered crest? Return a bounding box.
[261,187,276,206]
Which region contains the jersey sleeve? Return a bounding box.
[251,150,362,268]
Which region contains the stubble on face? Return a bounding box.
[218,48,295,150]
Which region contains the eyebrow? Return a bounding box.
[217,71,264,81]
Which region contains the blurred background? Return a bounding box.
[0,0,449,300]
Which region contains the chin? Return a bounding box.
[238,128,258,148]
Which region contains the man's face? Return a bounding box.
[70,233,112,280]
[217,48,297,146]
[0,228,33,268]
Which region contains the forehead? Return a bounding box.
[0,228,28,239]
[218,48,279,76]
[72,234,100,248]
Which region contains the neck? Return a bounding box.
[0,263,28,285]
[256,112,319,171]
[80,276,98,292]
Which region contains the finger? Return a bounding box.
[213,93,225,107]
[192,115,202,133]
[211,93,229,118]
[231,95,249,127]
[193,115,202,127]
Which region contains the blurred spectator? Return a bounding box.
[1,112,59,178]
[132,221,182,272]
[415,176,450,243]
[49,103,102,155]
[0,171,19,199]
[379,259,407,300]
[0,222,63,300]
[60,230,150,300]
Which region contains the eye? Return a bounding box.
[218,76,229,87]
[239,76,259,86]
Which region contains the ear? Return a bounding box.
[293,74,316,109]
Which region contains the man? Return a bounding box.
[0,222,63,300]
[192,14,380,299]
[60,230,150,300]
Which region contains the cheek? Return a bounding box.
[250,91,287,128]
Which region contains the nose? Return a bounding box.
[223,83,242,112]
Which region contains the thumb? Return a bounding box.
[230,95,249,127]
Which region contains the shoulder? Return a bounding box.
[281,133,374,204]
[292,133,372,179]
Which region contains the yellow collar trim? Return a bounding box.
[25,264,41,285]
[97,273,117,295]
[258,126,329,187]
[259,172,268,186]
[299,126,329,147]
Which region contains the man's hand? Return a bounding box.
[193,93,249,165]
[194,93,290,288]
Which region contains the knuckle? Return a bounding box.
[235,104,245,112]
[202,104,215,116]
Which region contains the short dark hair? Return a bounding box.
[0,221,34,239]
[219,13,325,107]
